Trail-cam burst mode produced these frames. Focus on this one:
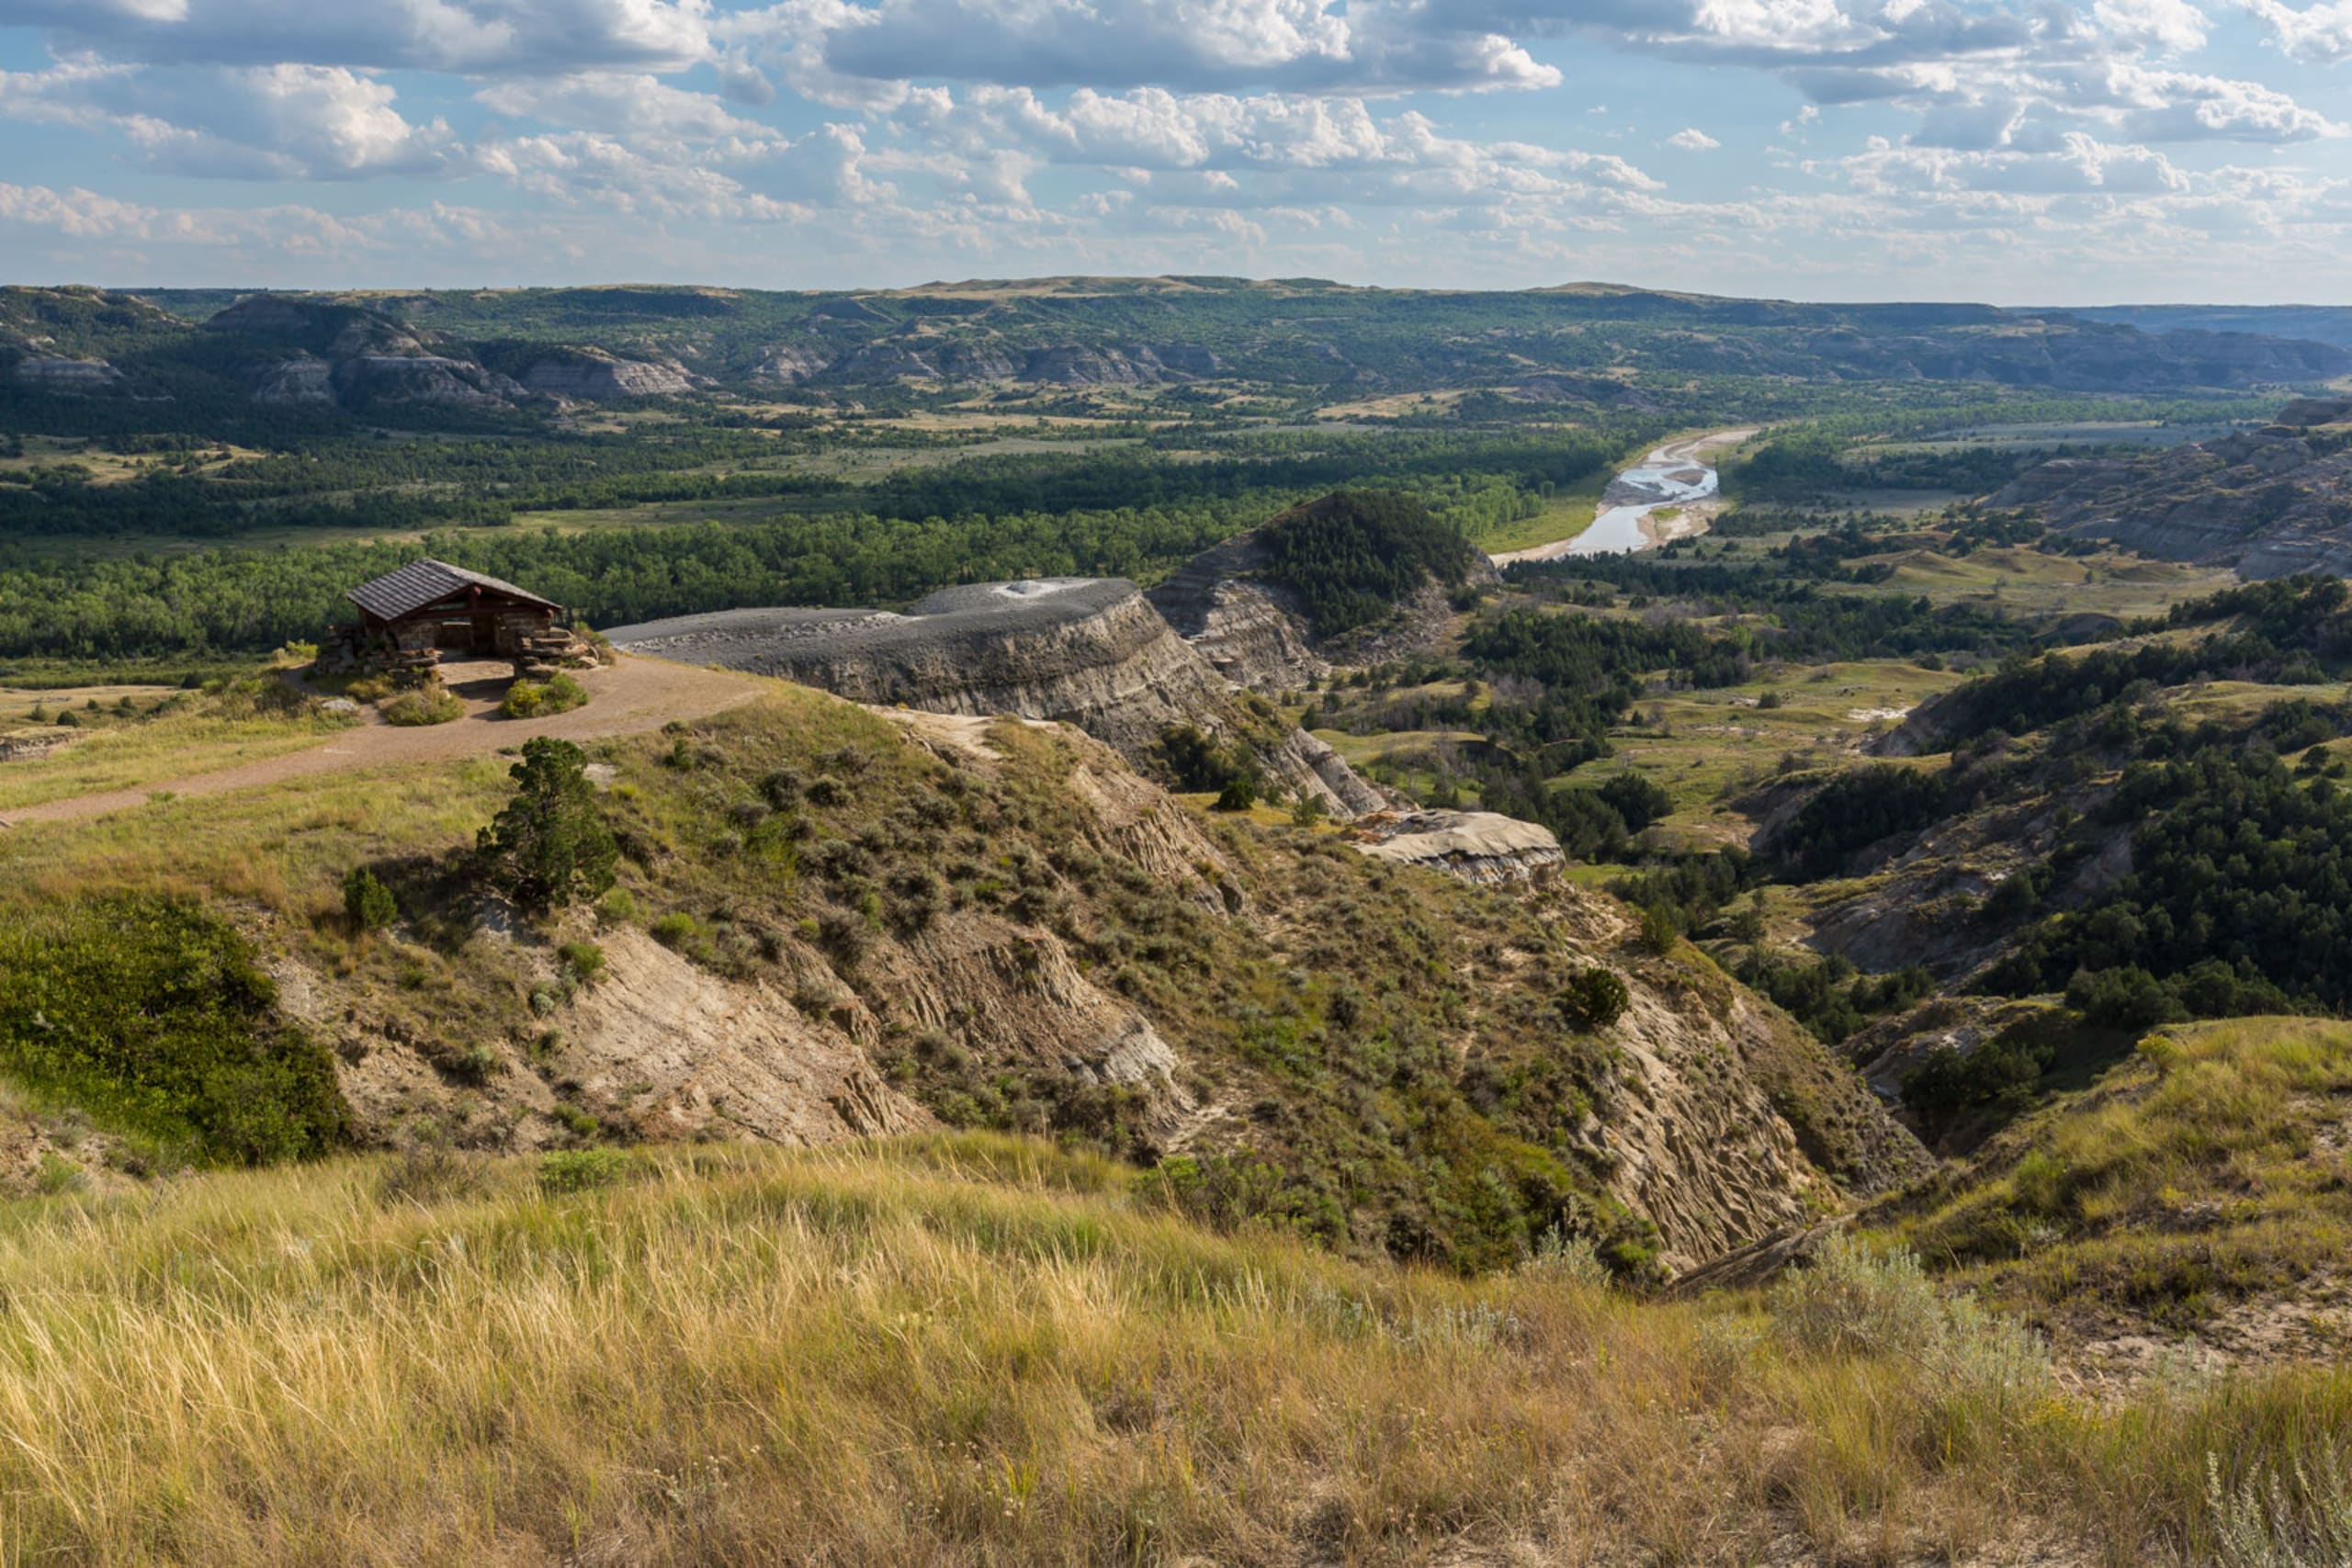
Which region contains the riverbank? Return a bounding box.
[1490,427,1758,565]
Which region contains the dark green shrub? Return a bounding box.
[1780,764,1947,879]
[1560,966,1630,1031]
[1161,724,1260,796]
[1902,1035,2052,1134]
[477,737,618,910]
[1596,773,1673,833]
[342,867,399,931]
[1214,778,1258,812]
[0,896,347,1165]
[2066,965,2188,1031]
[1637,904,1679,955]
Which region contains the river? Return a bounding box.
[1491,428,1757,566]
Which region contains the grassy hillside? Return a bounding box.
[0,670,1917,1274]
[1893,1018,2352,1337]
[0,1130,2346,1564]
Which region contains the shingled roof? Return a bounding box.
[345,559,561,622]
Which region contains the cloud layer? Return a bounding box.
[2,0,2350,298]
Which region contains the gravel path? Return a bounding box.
[0,656,764,829]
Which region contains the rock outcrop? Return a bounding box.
[1148,536,1330,691]
[1020,344,1216,384]
[492,345,705,400]
[209,295,537,412]
[251,355,337,405]
[1538,887,1932,1269]
[1351,809,1563,884]
[11,355,121,391]
[606,578,1388,817]
[1841,994,2058,1106]
[0,732,72,764]
[747,343,831,384]
[794,340,1219,387]
[1147,502,1498,693]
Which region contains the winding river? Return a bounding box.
[1492,427,1758,565]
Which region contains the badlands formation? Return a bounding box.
[611,574,1565,878]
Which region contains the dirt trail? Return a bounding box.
[0,656,765,829]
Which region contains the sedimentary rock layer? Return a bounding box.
[608,578,1387,817]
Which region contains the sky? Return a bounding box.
[5,0,2352,302]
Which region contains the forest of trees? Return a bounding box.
[0,502,1283,659]
[1913,575,2352,749]
[1257,491,1479,635]
[1983,733,2352,1015]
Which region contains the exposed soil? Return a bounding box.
[0,656,764,829]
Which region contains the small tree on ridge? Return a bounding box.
[478,738,618,911]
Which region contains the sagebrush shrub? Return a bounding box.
[1769,1233,2050,1442]
[2207,1440,2352,1568]
[1520,1228,1612,1289]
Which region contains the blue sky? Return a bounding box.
[4,0,2352,301]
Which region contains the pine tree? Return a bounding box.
[477,739,618,910]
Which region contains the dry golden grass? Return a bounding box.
[0,695,352,813]
[1894,1019,2352,1334]
[0,682,180,728]
[0,1133,2344,1565]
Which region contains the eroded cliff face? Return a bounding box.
[1148,539,1329,692]
[1993,400,2352,579]
[211,296,540,412]
[201,296,701,412]
[743,339,1220,388]
[1534,889,1933,1269]
[492,345,707,400]
[1148,527,1497,694]
[1351,809,1564,885]
[10,355,121,391]
[261,688,1924,1276]
[607,579,1389,818]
